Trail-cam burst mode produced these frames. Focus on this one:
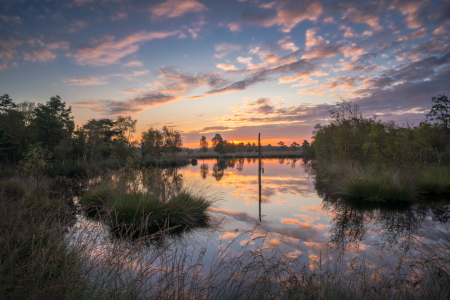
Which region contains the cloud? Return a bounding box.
[71,30,180,66]
[214,42,242,59]
[123,60,143,67]
[23,49,56,62]
[229,1,322,33]
[67,20,88,33]
[281,218,313,228]
[298,88,325,95]
[305,28,323,50]
[292,77,318,87]
[63,76,108,85]
[150,0,207,19]
[342,8,382,31]
[0,14,22,25]
[216,63,237,71]
[111,12,128,21]
[77,68,226,115]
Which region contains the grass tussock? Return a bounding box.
[317,162,450,201]
[80,164,213,234]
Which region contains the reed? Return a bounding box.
[80,165,213,234]
[316,162,450,201]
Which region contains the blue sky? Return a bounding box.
[1,0,449,147]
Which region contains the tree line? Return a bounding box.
[0,94,183,164]
[313,95,450,167]
[199,134,312,154]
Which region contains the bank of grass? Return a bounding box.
[316,161,450,201]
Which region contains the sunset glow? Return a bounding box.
[1,0,449,146]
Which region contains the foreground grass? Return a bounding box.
[316,162,450,201]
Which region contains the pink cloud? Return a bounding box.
[150,0,207,19]
[71,30,180,66]
[123,60,143,67]
[229,2,322,33]
[23,49,56,62]
[342,8,382,31]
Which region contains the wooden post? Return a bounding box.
[258,133,262,222]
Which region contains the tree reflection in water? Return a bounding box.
[200,163,208,179]
[310,162,450,253]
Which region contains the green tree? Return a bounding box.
[0,94,16,112]
[426,95,450,163]
[19,144,52,191]
[115,116,137,148]
[200,135,209,152]
[162,126,182,156]
[32,96,74,152]
[212,134,226,154]
[141,128,164,159]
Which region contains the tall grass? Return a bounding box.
[80,164,213,234]
[316,162,450,201]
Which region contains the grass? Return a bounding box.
[81,187,212,234]
[80,165,213,235]
[315,161,450,202]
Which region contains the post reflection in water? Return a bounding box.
[189,157,450,268]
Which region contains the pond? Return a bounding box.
[172,158,449,269]
[72,158,450,280]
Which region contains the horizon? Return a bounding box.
[1,0,449,148]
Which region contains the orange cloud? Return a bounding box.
[281,218,313,228]
[220,232,237,239]
[216,63,237,71]
[63,76,108,86]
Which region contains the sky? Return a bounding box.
[1,0,450,148]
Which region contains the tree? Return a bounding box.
[277,141,285,150]
[0,94,17,113]
[80,118,120,160]
[32,96,74,152]
[426,95,450,143]
[141,127,164,159]
[290,141,300,152]
[19,144,52,192]
[162,126,182,156]
[200,135,209,152]
[115,116,137,148]
[212,133,226,154]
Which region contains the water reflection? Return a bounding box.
[188,159,450,266]
[77,158,450,272]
